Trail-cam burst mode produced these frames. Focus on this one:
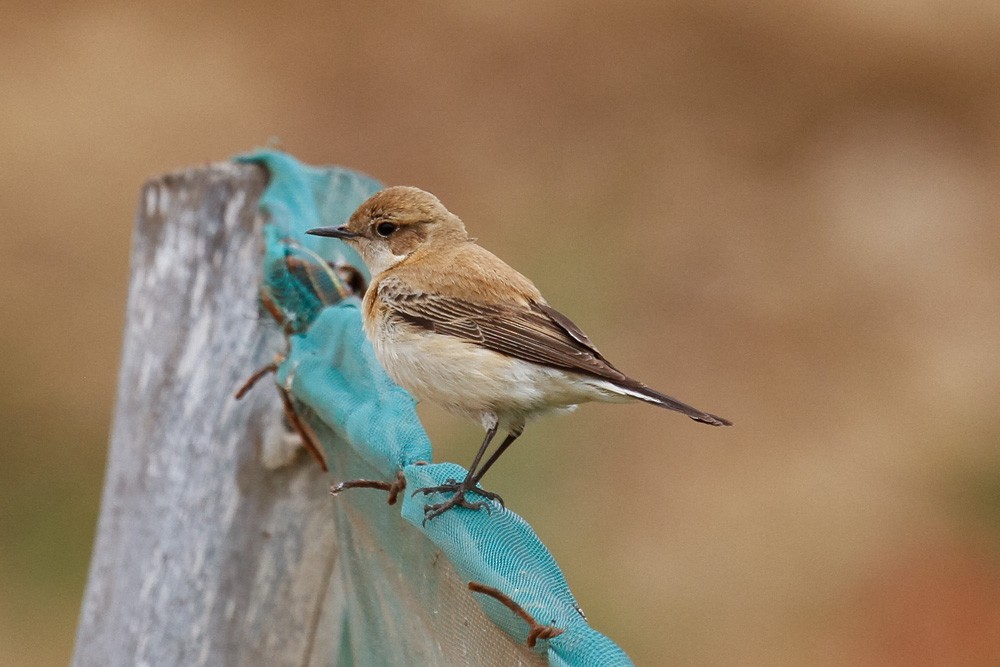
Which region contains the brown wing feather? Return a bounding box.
[377,277,733,426]
[379,279,629,383]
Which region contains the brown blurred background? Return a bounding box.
[3,1,1000,664]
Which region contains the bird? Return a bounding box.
[307,186,731,521]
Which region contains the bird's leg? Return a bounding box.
[414,423,508,522]
[464,418,499,480]
[468,427,523,491]
[421,428,524,517]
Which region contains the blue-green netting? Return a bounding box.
[235,149,633,666]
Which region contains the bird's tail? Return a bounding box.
[612,380,732,426]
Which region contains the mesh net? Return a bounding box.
[236,149,634,666]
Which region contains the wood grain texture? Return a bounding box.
[73,163,342,666]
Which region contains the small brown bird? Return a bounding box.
[308,187,730,521]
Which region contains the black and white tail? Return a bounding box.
[614,380,732,426]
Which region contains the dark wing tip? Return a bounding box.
[692,412,733,427]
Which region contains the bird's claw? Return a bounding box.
[411,477,460,494]
[422,495,489,524]
[415,479,505,524]
[472,487,505,508]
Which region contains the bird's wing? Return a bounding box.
[378,278,630,383]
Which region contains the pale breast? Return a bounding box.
[367,309,605,426]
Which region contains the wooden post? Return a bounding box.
[73,164,343,666]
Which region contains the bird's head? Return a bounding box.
[307,186,469,276]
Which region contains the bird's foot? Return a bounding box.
[413,478,504,524]
[331,470,407,505]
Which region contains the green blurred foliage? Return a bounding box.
[3,1,1000,664]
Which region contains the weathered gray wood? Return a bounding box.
[73,163,342,666]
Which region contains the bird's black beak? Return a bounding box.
[306,225,362,239]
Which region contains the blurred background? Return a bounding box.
[3,1,1000,664]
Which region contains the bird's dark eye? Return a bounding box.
[375,221,397,237]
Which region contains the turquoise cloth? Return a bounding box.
[235,149,633,666]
